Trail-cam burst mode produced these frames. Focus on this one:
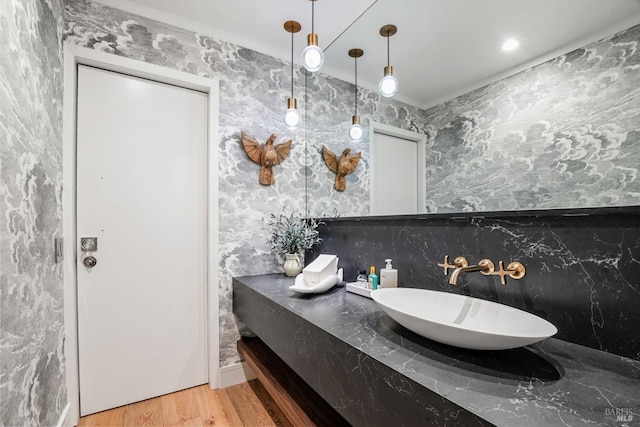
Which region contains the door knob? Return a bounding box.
[83,256,97,268]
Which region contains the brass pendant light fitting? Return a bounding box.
[283,20,302,128]
[284,20,301,34]
[302,0,324,72]
[348,48,364,141]
[379,24,398,97]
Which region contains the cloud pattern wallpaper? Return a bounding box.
[0,0,636,423]
[64,0,325,369]
[0,0,67,426]
[62,0,440,373]
[0,2,632,423]
[63,0,640,372]
[421,24,640,212]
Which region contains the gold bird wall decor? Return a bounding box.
[241,131,292,185]
[322,145,362,191]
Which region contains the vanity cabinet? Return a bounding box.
[233,274,640,427]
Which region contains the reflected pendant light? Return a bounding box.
[301,0,324,72]
[283,20,301,128]
[378,24,398,98]
[348,48,364,141]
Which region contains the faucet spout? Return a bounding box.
[449,259,494,285]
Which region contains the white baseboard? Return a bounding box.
[218,362,256,388]
[56,403,73,427]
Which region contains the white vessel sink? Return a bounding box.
[370,288,557,350]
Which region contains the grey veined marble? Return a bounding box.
[0,0,67,426]
[234,274,640,427]
[314,208,640,360]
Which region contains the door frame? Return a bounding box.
[369,121,427,215]
[62,44,220,426]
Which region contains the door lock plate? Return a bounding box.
[81,237,98,251]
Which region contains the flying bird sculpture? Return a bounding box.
[322,145,362,191]
[241,131,292,185]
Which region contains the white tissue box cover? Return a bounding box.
[289,270,342,294]
[303,254,338,286]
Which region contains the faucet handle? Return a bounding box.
[437,255,468,275]
[478,258,495,275]
[491,261,526,285]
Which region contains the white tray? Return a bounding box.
[345,281,372,298]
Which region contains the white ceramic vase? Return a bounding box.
[283,253,302,277]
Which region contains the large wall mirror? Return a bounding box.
[305,0,640,218]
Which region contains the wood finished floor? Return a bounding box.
[78,381,292,427]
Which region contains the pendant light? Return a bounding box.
[348,48,364,141]
[301,0,324,72]
[283,20,301,128]
[378,24,398,98]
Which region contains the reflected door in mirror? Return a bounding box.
[370,126,425,215]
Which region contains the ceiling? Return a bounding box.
[95,0,640,109]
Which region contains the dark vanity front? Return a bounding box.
[233,274,640,426]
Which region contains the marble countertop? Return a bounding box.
[234,274,640,426]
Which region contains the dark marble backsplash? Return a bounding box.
[311,207,640,360]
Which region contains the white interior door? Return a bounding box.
[76,65,208,416]
[370,126,425,215]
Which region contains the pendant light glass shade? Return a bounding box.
[302,1,323,72]
[379,66,398,97]
[283,98,300,128]
[301,41,324,72]
[378,25,398,98]
[349,115,364,141]
[283,21,301,128]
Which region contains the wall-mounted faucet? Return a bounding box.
[438,255,526,285]
[448,258,494,285]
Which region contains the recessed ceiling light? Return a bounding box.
[502,39,519,51]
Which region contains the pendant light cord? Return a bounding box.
[304,57,308,217]
[354,55,358,116]
[311,0,315,34]
[386,30,390,67]
[290,26,294,98]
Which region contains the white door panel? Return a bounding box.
[371,131,420,215]
[76,65,208,416]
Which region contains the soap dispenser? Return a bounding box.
[380,259,398,288]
